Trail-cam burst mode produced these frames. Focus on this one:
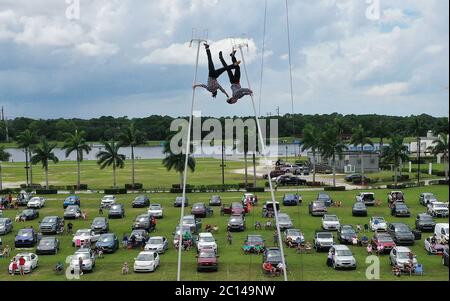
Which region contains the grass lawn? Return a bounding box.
[0,185,448,281]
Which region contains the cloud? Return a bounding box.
[365,82,410,96]
[76,40,119,57]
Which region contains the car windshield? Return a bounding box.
[377,235,393,242]
[373,217,385,223]
[18,230,32,236]
[425,194,436,200]
[355,203,365,209]
[287,230,300,236]
[135,196,146,202]
[443,228,449,235]
[183,217,195,224]
[248,236,263,243]
[103,196,114,201]
[131,231,144,237]
[23,210,33,215]
[317,233,332,239]
[193,204,204,210]
[285,195,296,200]
[395,225,410,233]
[336,249,352,256]
[341,228,355,234]
[150,204,161,209]
[434,203,447,208]
[66,197,77,202]
[137,216,148,222]
[99,235,113,242]
[279,216,290,222]
[230,216,242,223]
[137,253,154,261]
[42,217,56,223]
[397,251,409,259]
[420,215,433,222]
[199,236,215,243]
[149,238,163,244]
[111,205,120,210]
[396,203,407,209]
[232,203,243,209]
[76,253,91,260]
[199,251,216,258]
[76,230,91,236]
[67,206,78,211]
[313,202,325,207]
[176,197,186,202]
[14,255,30,261]
[40,239,55,247]
[363,194,374,200]
[267,252,282,261]
[325,216,338,221]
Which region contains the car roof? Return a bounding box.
[395,246,411,252]
[43,216,58,219]
[333,245,350,251]
[149,236,164,240]
[391,222,408,227]
[361,192,374,195]
[198,232,213,237]
[15,252,34,257]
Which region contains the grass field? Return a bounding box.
[0,185,448,281]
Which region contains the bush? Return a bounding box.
[246,187,265,193]
[36,189,58,195]
[125,183,143,190]
[324,186,346,191]
[104,188,127,195]
[306,181,324,187]
[386,184,406,189]
[439,180,449,185]
[170,188,193,194]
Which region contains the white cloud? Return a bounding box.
[75,40,119,57]
[365,82,410,96]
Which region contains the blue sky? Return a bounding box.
[0,0,448,119]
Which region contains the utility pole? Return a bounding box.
[221,138,225,187]
[276,106,280,117]
[1,106,9,142]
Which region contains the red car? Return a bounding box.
[222,202,247,215]
[371,233,396,253]
[197,249,219,272]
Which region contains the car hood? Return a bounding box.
[38,244,55,250]
[96,241,114,247]
[73,235,91,241]
[134,260,155,266]
[40,223,55,228]
[146,243,164,249]
[198,241,217,247]
[198,258,217,264]
[323,221,340,225]
[395,232,414,238]
[287,234,304,240]
[15,235,33,240]
[148,209,162,212]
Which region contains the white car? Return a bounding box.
[8,253,39,274]
[434,223,449,243]
[134,251,160,272]
[428,202,449,218]
[69,249,96,272]
[148,204,164,218]
[330,245,357,270]
[389,246,418,266]
[144,236,169,254]
[356,192,376,206]
[370,216,388,232]
[101,195,116,208]
[424,236,447,255]
[27,197,46,209]
[322,214,340,231]
[419,193,438,206]
[72,229,100,247]
[196,232,218,252]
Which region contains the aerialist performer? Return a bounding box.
[219,49,253,104]
[193,43,240,99]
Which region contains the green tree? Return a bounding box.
[350,124,374,184]
[16,129,38,186]
[381,136,409,185]
[162,141,196,187]
[301,125,321,183]
[428,134,449,181]
[119,123,146,188]
[96,141,126,188]
[62,130,92,189]
[0,147,11,190]
[319,127,347,187]
[31,139,59,189]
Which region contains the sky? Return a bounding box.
[0,0,449,119]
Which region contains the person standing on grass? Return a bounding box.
[99,206,103,215]
[227,230,232,245]
[78,256,84,276]
[18,256,26,276]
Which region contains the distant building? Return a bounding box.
[409,130,442,157]
[307,151,380,174]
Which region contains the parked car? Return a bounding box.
[387,223,415,246]
[129,229,149,248]
[174,196,189,207]
[183,215,202,233]
[36,237,60,255]
[322,214,340,231]
[345,173,368,183]
[309,201,327,216]
[223,202,247,215]
[191,203,213,218]
[419,193,438,206]
[8,253,38,274]
[443,247,449,267]
[69,249,96,272]
[72,229,100,247]
[434,223,449,243]
[284,229,304,245]
[132,214,153,232]
[15,228,38,248]
[276,175,307,186]
[424,236,446,255]
[19,209,39,221]
[262,201,280,218]
[317,193,333,207]
[0,217,13,235]
[391,202,411,217]
[428,202,449,218]
[243,235,266,252]
[134,251,160,272]
[389,246,417,266]
[101,195,116,208]
[415,213,436,232]
[64,205,82,219]
[108,204,125,219]
[95,233,119,253]
[209,195,222,206]
[144,236,169,254]
[16,191,33,206]
[27,197,45,209]
[314,231,334,251]
[242,193,258,206]
[148,203,164,218]
[370,216,388,232]
[91,217,109,234]
[263,169,285,180]
[329,245,357,270]
[388,191,405,205]
[196,232,217,253]
[337,225,357,244]
[39,216,64,235]
[63,195,80,209]
[262,247,285,266]
[352,202,368,217]
[282,194,301,206]
[356,192,376,206]
[197,249,219,272]
[278,213,293,230]
[132,195,150,208]
[227,214,246,232]
[371,232,396,253]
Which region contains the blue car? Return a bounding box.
[63,196,80,209]
[282,194,301,206]
[15,228,38,248]
[317,193,334,207]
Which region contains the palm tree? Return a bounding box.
[428,134,449,181]
[162,141,196,187]
[381,136,409,185]
[319,127,347,187]
[411,118,424,184]
[96,141,126,188]
[31,139,59,189]
[119,123,146,188]
[350,125,374,184]
[301,125,321,183]
[62,130,92,189]
[16,129,38,186]
[0,147,11,190]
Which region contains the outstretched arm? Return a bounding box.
[218,85,230,98]
[193,84,208,90]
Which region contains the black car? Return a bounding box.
[391,202,410,217]
[132,214,153,232]
[263,247,285,266]
[415,213,436,232]
[337,225,357,244]
[108,204,125,219]
[20,209,39,221]
[191,203,213,218]
[345,174,369,183]
[282,194,301,206]
[443,247,449,267]
[132,195,150,208]
[352,202,368,217]
[387,223,415,246]
[317,193,333,207]
[227,214,246,232]
[309,201,327,216]
[276,175,307,186]
[36,237,60,255]
[174,196,189,207]
[39,216,65,235]
[209,195,222,206]
[95,233,119,253]
[91,217,109,234]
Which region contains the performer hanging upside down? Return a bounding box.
[220,50,253,104]
[193,43,239,99]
